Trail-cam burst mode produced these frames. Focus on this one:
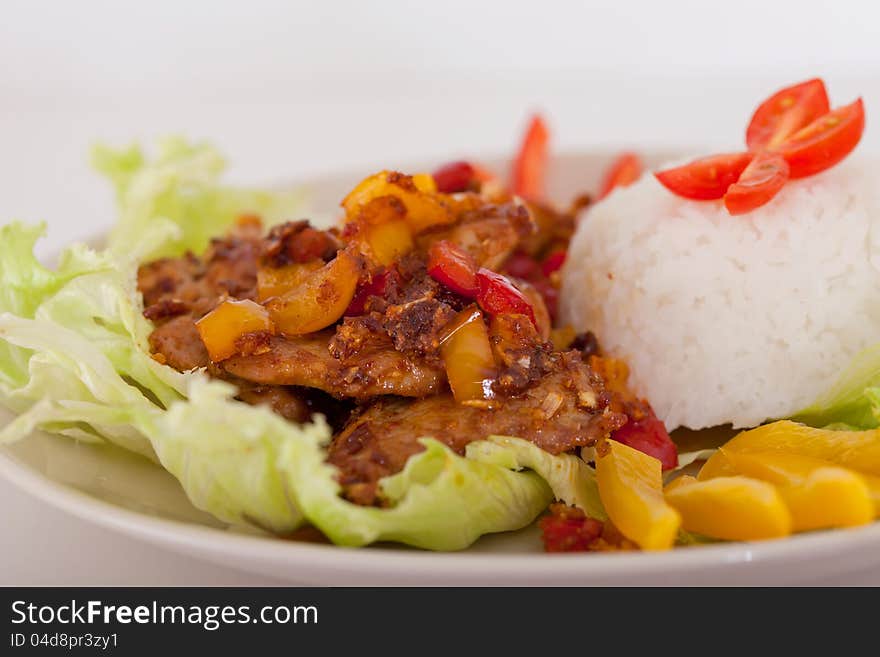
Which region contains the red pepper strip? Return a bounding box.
[599,152,643,199]
[475,268,537,329]
[511,114,549,200]
[541,250,566,277]
[503,251,541,280]
[611,409,678,471]
[427,240,479,297]
[433,161,476,194]
[539,508,604,552]
[345,269,392,316]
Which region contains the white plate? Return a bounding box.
[3,151,880,585]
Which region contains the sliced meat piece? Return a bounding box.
[414,198,534,271]
[328,352,627,504]
[518,200,577,257]
[138,253,203,308]
[198,233,260,302]
[139,228,261,322]
[234,383,312,423]
[262,220,342,267]
[382,297,456,363]
[221,332,445,399]
[148,315,210,371]
[488,313,554,395]
[223,332,337,389]
[510,278,551,340]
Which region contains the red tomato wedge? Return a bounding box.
[433,161,476,194]
[746,78,830,151]
[427,240,479,298]
[723,152,789,215]
[772,98,865,179]
[611,411,678,471]
[511,114,549,200]
[475,268,537,328]
[599,152,643,199]
[654,152,753,200]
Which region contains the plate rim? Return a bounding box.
[5,428,880,583]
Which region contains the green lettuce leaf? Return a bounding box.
[791,343,880,430]
[94,137,305,261]
[279,428,553,550]
[467,435,605,519]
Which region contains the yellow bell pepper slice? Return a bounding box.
[363,219,414,266]
[664,475,792,541]
[595,439,681,550]
[719,449,874,529]
[265,249,363,335]
[256,261,323,302]
[195,299,275,362]
[439,307,496,402]
[342,170,452,234]
[664,474,697,494]
[864,474,880,516]
[697,450,738,481]
[721,420,880,476]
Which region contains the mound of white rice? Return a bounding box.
[561,160,880,430]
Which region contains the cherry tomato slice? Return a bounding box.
[654,152,753,200]
[427,240,479,298]
[772,98,865,179]
[433,161,476,194]
[475,268,537,328]
[511,114,549,200]
[723,152,789,215]
[611,410,678,471]
[599,152,643,199]
[746,78,830,151]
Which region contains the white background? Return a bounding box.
[2,0,880,584]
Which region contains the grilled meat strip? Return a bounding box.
[328,352,625,505]
[221,331,445,399]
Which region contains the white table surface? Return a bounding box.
[2,3,880,584]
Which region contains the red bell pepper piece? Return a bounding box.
[540,250,566,277]
[345,269,392,316]
[511,114,549,200]
[475,268,537,328]
[433,161,476,194]
[427,240,479,298]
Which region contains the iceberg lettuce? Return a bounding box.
[93,138,305,261]
[791,343,880,430]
